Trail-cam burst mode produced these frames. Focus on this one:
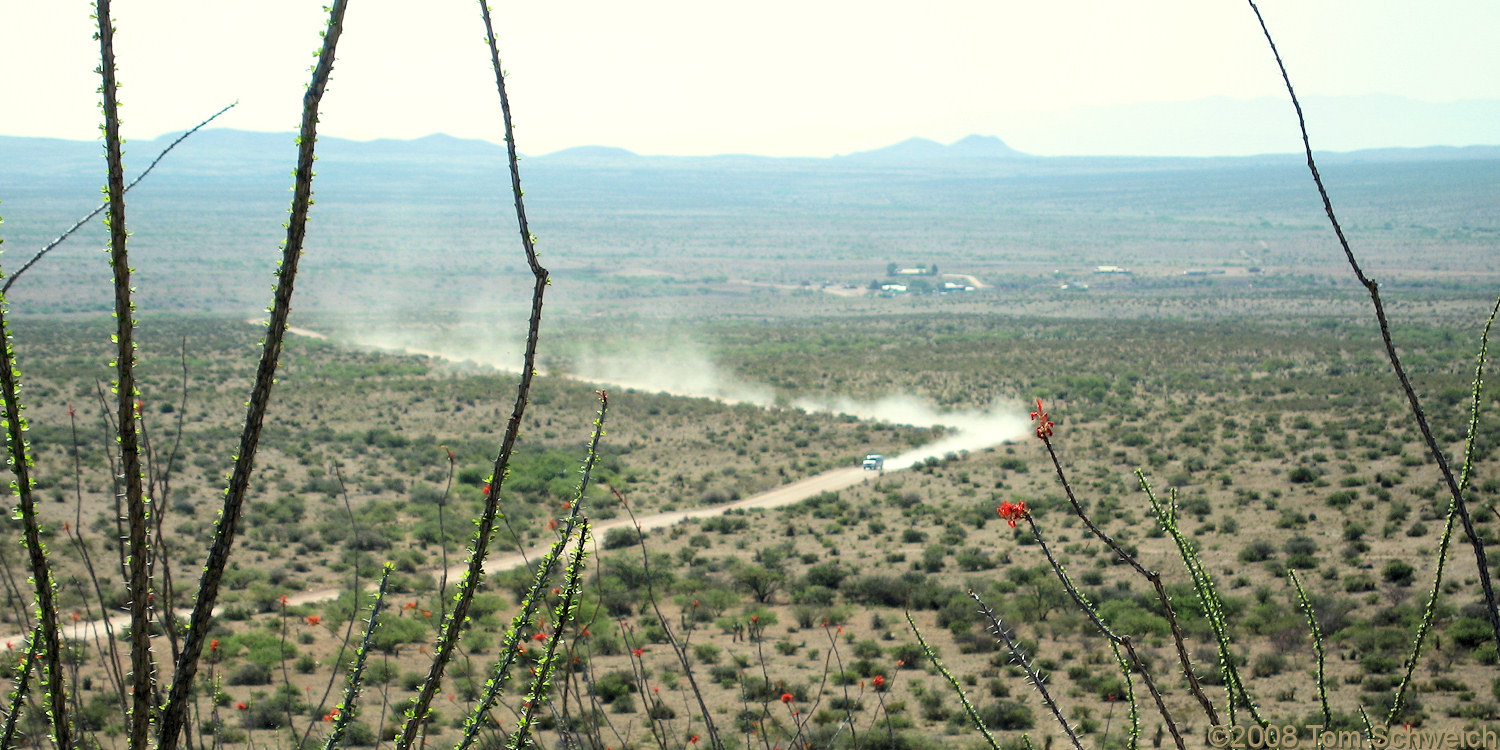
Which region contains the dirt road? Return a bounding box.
[6,465,882,647]
[13,322,1005,648]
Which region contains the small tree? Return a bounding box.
[733,563,785,604]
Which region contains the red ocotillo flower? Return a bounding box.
[997,500,1029,528]
[1031,398,1054,439]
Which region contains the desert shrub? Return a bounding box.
[732,563,786,603]
[345,523,398,551]
[977,701,1034,730]
[846,575,910,608]
[954,547,996,571]
[1252,652,1288,677]
[1382,560,1416,586]
[1178,495,1211,518]
[700,516,749,534]
[468,592,509,620]
[1360,652,1400,675]
[1098,600,1169,637]
[1451,617,1494,650]
[792,585,837,606]
[802,561,849,590]
[593,670,636,704]
[701,488,733,504]
[636,696,673,721]
[246,685,305,729]
[344,722,379,746]
[1283,535,1319,569]
[79,694,119,732]
[920,545,947,572]
[228,630,297,669]
[602,527,637,550]
[263,494,306,525]
[1326,489,1358,509]
[692,643,720,664]
[890,643,927,666]
[1239,539,1276,563]
[740,677,806,703]
[1387,501,1412,522]
[371,617,432,653]
[610,694,637,714]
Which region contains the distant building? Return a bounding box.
[881,284,908,293]
[886,262,939,277]
[1094,265,1131,274]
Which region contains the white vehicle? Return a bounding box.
[862,453,885,471]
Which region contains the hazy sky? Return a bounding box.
[1,1,1495,157]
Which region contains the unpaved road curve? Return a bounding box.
[436,466,875,591]
[5,466,883,646]
[13,322,972,647]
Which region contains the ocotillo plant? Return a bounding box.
[911,7,1498,749]
[0,3,610,750]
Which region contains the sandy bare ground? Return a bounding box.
[4,466,881,648]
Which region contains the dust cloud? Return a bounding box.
[566,349,776,406]
[323,325,1031,470]
[791,395,1032,469]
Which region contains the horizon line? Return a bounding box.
[6,126,1500,162]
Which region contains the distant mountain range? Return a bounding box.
[838,134,1028,163]
[535,133,1030,167]
[2,126,1498,186]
